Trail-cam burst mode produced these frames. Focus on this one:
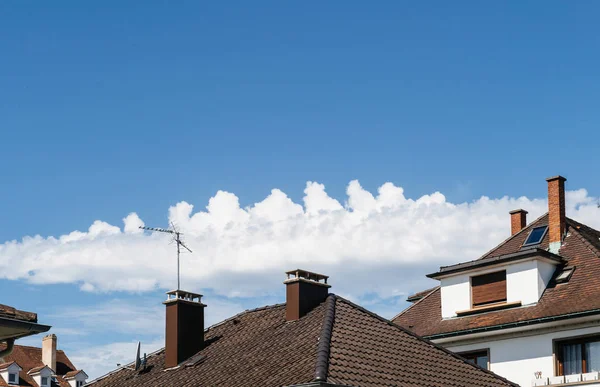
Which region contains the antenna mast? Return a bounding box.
[139,223,192,290]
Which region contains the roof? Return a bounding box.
[87,295,516,387]
[0,305,37,323]
[406,287,438,303]
[394,216,600,339]
[0,344,78,387]
[0,305,50,341]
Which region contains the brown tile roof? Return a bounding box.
[0,344,77,387]
[88,295,516,387]
[406,286,438,302]
[0,305,37,323]
[394,216,600,339]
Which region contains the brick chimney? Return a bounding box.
[42,334,57,371]
[509,209,528,235]
[547,175,567,253]
[284,269,330,321]
[163,290,206,368]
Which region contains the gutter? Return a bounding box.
[0,316,51,341]
[0,338,15,357]
[425,308,600,340]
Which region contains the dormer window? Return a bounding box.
[471,271,507,308]
[41,376,49,386]
[522,226,548,247]
[8,372,17,384]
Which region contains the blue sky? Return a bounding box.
[2,1,600,380]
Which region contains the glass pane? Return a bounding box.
[586,341,600,372]
[562,343,583,375]
[476,355,489,369]
[524,226,547,245]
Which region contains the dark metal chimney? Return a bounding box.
[284,269,330,321]
[163,290,206,368]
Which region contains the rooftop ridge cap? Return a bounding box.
[314,294,336,382]
[478,212,549,260]
[391,286,440,321]
[335,296,518,387]
[566,219,600,258]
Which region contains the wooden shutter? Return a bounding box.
[471,271,506,307]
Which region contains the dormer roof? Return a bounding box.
[394,217,600,339]
[0,343,80,387]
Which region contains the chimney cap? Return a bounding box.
[284,269,330,286]
[546,175,567,182]
[509,209,528,215]
[164,290,206,305]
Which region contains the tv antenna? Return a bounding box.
[116,341,146,371]
[139,223,192,290]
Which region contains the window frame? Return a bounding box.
[41,376,49,387]
[470,270,507,308]
[8,372,17,384]
[522,225,549,247]
[457,348,490,370]
[554,333,600,376]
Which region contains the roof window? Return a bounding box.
[555,266,575,284]
[522,226,548,247]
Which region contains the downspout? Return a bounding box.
[0,338,15,357]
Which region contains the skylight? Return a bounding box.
[556,267,575,283]
[522,226,548,247]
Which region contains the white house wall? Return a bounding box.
[440,274,471,318]
[439,258,558,318]
[442,324,600,387]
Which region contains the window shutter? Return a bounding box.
[471,271,506,307]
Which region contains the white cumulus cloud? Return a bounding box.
[1,181,598,300]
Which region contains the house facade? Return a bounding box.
[0,304,86,387]
[87,269,517,387]
[0,334,87,387]
[394,176,600,387]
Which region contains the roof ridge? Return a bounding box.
[205,302,285,332]
[335,296,519,387]
[391,286,439,321]
[477,212,549,260]
[314,294,336,382]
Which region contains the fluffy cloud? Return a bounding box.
[1,181,599,300]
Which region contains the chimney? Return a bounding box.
[42,334,56,372]
[547,175,567,253]
[284,269,330,321]
[509,209,528,235]
[163,290,206,368]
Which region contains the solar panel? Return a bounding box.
[523,226,548,246]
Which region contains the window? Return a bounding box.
[471,271,507,307]
[8,372,17,384]
[41,376,49,386]
[523,226,548,247]
[459,350,489,370]
[556,266,575,284]
[77,381,84,387]
[557,335,600,375]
